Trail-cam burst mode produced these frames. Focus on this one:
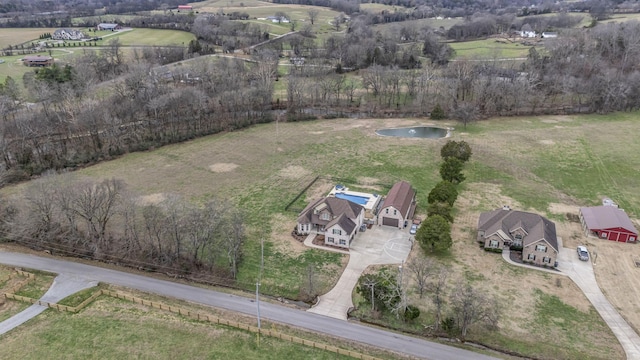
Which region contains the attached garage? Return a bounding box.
[382,217,399,227]
[579,206,638,243]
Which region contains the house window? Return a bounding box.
[489,240,499,248]
[385,209,389,214]
[339,239,346,245]
[536,244,547,252]
[542,257,551,264]
[327,237,334,243]
[527,253,536,261]
[321,212,330,221]
[332,229,342,235]
[515,234,523,240]
[393,210,397,215]
[601,232,608,239]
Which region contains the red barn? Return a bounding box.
[580,206,638,242]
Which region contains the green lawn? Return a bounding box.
[449,38,535,59]
[0,296,355,359]
[108,28,195,46]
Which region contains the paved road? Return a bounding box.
[0,251,497,360]
[0,274,97,335]
[557,248,640,360]
[308,226,412,320]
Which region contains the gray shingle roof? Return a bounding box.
[580,206,638,234]
[478,208,558,251]
[326,213,356,234]
[298,197,363,226]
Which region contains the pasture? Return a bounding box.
[449,38,535,59]
[28,111,640,358]
[111,28,195,46]
[0,28,57,49]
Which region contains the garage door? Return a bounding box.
[382,217,398,227]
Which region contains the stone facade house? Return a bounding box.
[477,207,558,267]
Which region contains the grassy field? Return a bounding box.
[24,111,640,358]
[449,38,535,59]
[110,28,195,46]
[0,295,357,359]
[0,28,58,49]
[372,17,464,33]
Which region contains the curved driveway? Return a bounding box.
[556,248,640,360]
[0,251,496,360]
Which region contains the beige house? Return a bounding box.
[378,181,416,229]
[477,207,558,267]
[297,197,364,249]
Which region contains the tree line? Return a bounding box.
[1,173,245,282]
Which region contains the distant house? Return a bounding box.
[97,23,121,31]
[297,197,365,248]
[377,181,416,229]
[541,32,558,38]
[22,55,53,67]
[177,5,193,10]
[518,30,537,38]
[478,206,558,267]
[266,15,290,23]
[580,206,638,243]
[52,28,86,40]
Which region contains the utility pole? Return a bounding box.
[256,238,264,345]
[364,279,376,312]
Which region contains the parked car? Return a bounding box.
[577,246,589,261]
[410,224,419,235]
[359,224,367,232]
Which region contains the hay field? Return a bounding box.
[0,28,57,49]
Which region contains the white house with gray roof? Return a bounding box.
[297,197,364,248]
[478,207,558,267]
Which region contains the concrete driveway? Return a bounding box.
[0,274,98,335]
[308,226,412,320]
[557,247,640,360]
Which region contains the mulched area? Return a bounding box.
[311,235,350,252]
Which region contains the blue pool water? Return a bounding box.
[335,193,369,205]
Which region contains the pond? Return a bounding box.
[375,126,450,139]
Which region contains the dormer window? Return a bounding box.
[321,212,330,221]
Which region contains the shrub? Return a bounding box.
[430,103,445,120]
[510,245,523,251]
[403,305,420,322]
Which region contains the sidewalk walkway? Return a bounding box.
[0,274,98,335]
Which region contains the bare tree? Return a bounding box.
[427,266,449,331]
[223,206,245,279]
[72,178,124,250]
[450,282,501,339]
[406,256,434,298]
[307,9,319,25]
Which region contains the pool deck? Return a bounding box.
[327,187,381,212]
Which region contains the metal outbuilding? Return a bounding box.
[580,206,638,242]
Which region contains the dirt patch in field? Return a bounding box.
[305,178,334,202]
[539,139,555,145]
[279,165,311,180]
[138,193,167,205]
[208,163,238,173]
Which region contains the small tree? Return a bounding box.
[450,282,501,339]
[440,140,472,162]
[428,266,449,331]
[416,215,452,254]
[440,157,465,184]
[451,102,478,129]
[427,180,458,206]
[430,103,445,120]
[307,9,319,25]
[406,255,434,298]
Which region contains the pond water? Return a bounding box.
[375,126,449,139]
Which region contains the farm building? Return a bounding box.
[178,5,193,10]
[97,23,121,31]
[377,181,416,229]
[580,206,638,242]
[22,55,53,67]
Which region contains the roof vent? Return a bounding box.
[502,205,511,211]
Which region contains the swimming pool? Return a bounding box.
[335,192,369,205]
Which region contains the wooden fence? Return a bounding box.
[3,285,381,360]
